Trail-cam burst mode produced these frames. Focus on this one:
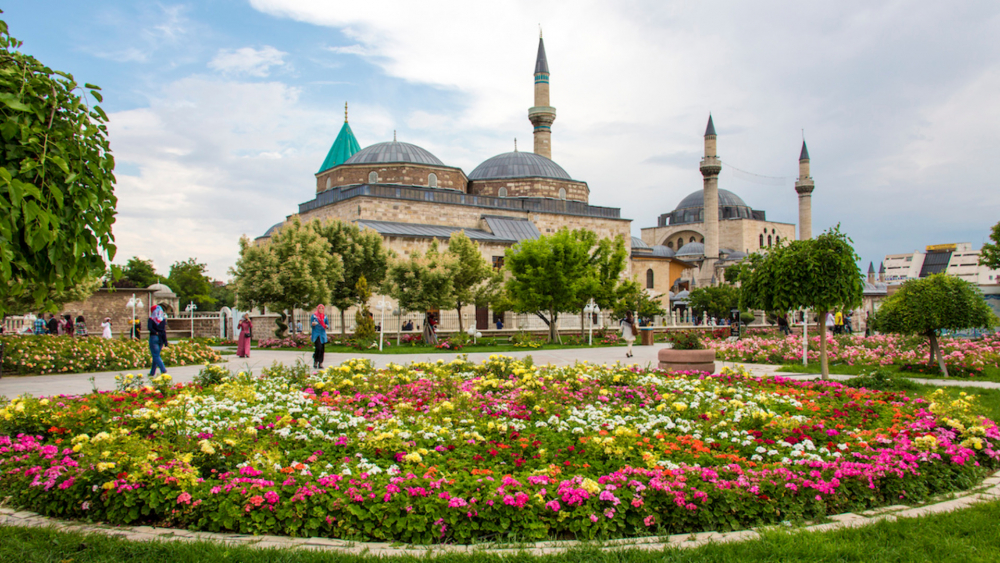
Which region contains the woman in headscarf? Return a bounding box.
[236,313,253,358]
[311,304,328,370]
[101,317,113,339]
[63,314,75,337]
[147,305,169,376]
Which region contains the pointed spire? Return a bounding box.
[514,138,518,152]
[879,262,885,273]
[868,262,875,274]
[344,101,349,123]
[704,114,716,137]
[393,130,397,142]
[534,36,550,74]
[799,140,810,161]
[318,119,361,173]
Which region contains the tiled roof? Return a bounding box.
[483,216,540,242]
[357,219,512,243]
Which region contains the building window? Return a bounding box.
[689,236,696,243]
[700,237,704,243]
[368,171,379,184]
[678,237,684,248]
[666,241,674,249]
[760,234,764,247]
[428,173,438,188]
[325,177,331,189]
[558,188,567,200]
[646,269,654,289]
[498,187,508,197]
[492,256,505,271]
[768,235,772,247]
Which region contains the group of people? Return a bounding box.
[17,313,114,339]
[826,310,854,335]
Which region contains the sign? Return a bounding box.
[926,244,957,252]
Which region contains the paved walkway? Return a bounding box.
[2,345,997,398]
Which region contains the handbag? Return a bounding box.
[631,323,638,336]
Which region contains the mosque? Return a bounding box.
[257,35,816,326]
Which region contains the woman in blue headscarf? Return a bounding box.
[147,305,169,376]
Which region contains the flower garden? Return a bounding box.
[0,335,223,375]
[0,355,998,545]
[710,332,1000,377]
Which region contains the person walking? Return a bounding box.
[825,311,835,335]
[147,305,169,377]
[777,314,790,336]
[46,314,58,335]
[101,317,113,339]
[311,304,328,370]
[33,313,48,335]
[75,315,88,337]
[834,310,844,335]
[62,314,74,337]
[620,310,637,358]
[236,313,253,358]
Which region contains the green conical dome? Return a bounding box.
[318,121,361,173]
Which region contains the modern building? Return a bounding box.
[882,243,1000,286]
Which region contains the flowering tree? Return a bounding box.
[875,273,997,377]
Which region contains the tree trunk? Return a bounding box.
[929,332,949,377]
[456,301,464,334]
[818,310,829,380]
[549,311,559,342]
[927,332,936,365]
[340,309,346,336]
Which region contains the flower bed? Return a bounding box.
[0,335,223,375]
[710,332,1000,375]
[0,356,997,544]
[256,334,312,349]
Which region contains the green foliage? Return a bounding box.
[843,368,920,392]
[231,219,343,337]
[0,19,117,316]
[980,221,1000,270]
[585,235,629,312]
[740,310,756,324]
[688,284,740,320]
[209,282,235,311]
[386,241,455,314]
[446,231,492,333]
[168,258,215,312]
[353,275,376,344]
[120,257,159,288]
[614,279,666,320]
[667,330,704,350]
[193,364,232,387]
[315,220,391,333]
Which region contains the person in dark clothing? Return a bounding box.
[147,305,169,376]
[777,314,790,336]
[46,314,58,335]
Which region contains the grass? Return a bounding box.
[3,497,1000,562]
[776,362,1000,382]
[256,341,625,354]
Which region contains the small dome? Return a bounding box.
[676,241,705,257]
[673,290,690,301]
[631,236,650,249]
[722,249,748,260]
[260,222,283,238]
[651,245,675,257]
[469,151,571,180]
[345,141,444,166]
[147,283,177,297]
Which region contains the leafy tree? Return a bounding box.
[504,228,598,342]
[737,226,864,380]
[231,219,342,336]
[120,257,160,288]
[315,220,391,335]
[353,275,376,343]
[386,241,455,339]
[0,18,117,316]
[575,235,629,329]
[614,278,667,321]
[980,221,1000,270]
[209,282,235,311]
[875,274,997,377]
[446,231,492,334]
[688,284,740,321]
[168,258,216,312]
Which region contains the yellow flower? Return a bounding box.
[198,440,216,455]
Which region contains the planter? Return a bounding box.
[658,348,715,374]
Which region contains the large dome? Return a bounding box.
[668,188,754,225]
[344,141,444,166]
[468,151,572,180]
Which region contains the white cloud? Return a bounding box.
[208,46,288,77]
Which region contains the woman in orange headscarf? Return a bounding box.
[311,304,328,370]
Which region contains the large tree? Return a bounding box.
[231,219,343,336]
[737,226,864,379]
[0,18,117,316]
[445,231,493,334]
[688,284,740,321]
[386,241,455,339]
[875,274,997,377]
[504,228,598,342]
[168,258,215,312]
[981,221,1000,270]
[120,257,160,288]
[315,220,391,335]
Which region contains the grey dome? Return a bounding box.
[468,151,571,180]
[261,222,283,238]
[345,141,444,166]
[631,236,650,249]
[651,245,675,257]
[722,249,748,260]
[676,241,705,257]
[668,188,754,225]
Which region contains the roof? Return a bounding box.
[535,37,549,74]
[345,141,444,166]
[318,121,361,173]
[705,114,716,136]
[879,262,886,273]
[675,188,749,211]
[651,245,675,257]
[148,283,177,297]
[799,140,810,161]
[863,281,888,296]
[357,219,513,243]
[676,241,705,257]
[468,151,572,180]
[483,216,541,242]
[257,221,283,239]
[868,261,875,274]
[631,236,650,249]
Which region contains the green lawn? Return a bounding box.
[256,341,626,354]
[3,497,1000,562]
[776,362,1000,383]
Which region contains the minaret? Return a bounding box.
[700,115,721,277]
[528,32,556,159]
[878,262,885,283]
[795,140,815,240]
[867,262,875,284]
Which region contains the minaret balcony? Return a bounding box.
[528,106,557,118]
[699,156,721,176]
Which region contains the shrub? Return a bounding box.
[843,368,920,392]
[194,364,232,387]
[667,330,704,350]
[257,334,311,349]
[0,335,222,375]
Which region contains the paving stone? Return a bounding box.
[828,512,863,522]
[11,511,39,519]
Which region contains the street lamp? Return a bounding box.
[126,294,143,339]
[465,324,482,345]
[374,296,388,351]
[584,299,600,346]
[185,301,198,338]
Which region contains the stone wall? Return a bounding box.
[630,256,688,303]
[58,288,156,338]
[469,177,589,203]
[641,218,796,254]
[316,163,467,193]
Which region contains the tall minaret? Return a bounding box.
[528,32,556,159]
[795,140,815,240]
[700,115,721,279]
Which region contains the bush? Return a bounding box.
[740,310,756,324]
[843,368,920,392]
[0,335,222,375]
[900,363,987,379]
[667,330,704,350]
[257,334,311,349]
[193,364,232,387]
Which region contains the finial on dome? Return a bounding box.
[514,138,518,152]
[393,130,397,142]
[539,25,543,38]
[344,101,348,123]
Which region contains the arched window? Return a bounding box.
[689,236,696,243]
[768,235,772,247]
[325,177,331,189]
[678,237,684,247]
[700,237,704,243]
[775,236,780,245]
[763,228,767,234]
[428,173,438,188]
[666,241,674,249]
[498,187,508,197]
[771,228,776,234]
[760,234,764,247]
[646,269,654,289]
[558,188,567,200]
[368,171,379,184]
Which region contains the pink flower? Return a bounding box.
[644,515,655,527]
[264,490,280,504]
[545,500,561,512]
[176,492,192,505]
[589,514,599,523]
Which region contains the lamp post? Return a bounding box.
[375,296,388,351]
[126,294,143,339]
[584,299,600,346]
[185,301,198,338]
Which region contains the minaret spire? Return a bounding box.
[795,138,815,240]
[344,101,348,123]
[699,114,722,286]
[528,35,555,159]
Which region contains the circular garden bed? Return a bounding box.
[0,356,997,544]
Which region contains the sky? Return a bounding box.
[5,1,1000,279]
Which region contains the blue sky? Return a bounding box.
[5,2,1000,278]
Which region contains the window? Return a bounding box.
[368,171,379,184]
[498,187,508,197]
[325,177,331,189]
[492,256,505,271]
[700,237,704,243]
[666,241,674,249]
[768,235,772,247]
[678,237,684,248]
[428,173,438,188]
[775,236,780,245]
[760,234,764,247]
[558,188,567,200]
[646,269,654,289]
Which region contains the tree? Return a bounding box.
[353,275,376,343]
[504,228,598,342]
[231,219,343,336]
[315,220,391,335]
[209,282,235,311]
[980,221,1000,270]
[386,241,455,332]
[615,279,667,321]
[737,226,864,380]
[446,231,492,334]
[577,235,629,329]
[0,18,117,316]
[875,274,997,377]
[120,257,160,288]
[688,285,740,321]
[168,258,215,311]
